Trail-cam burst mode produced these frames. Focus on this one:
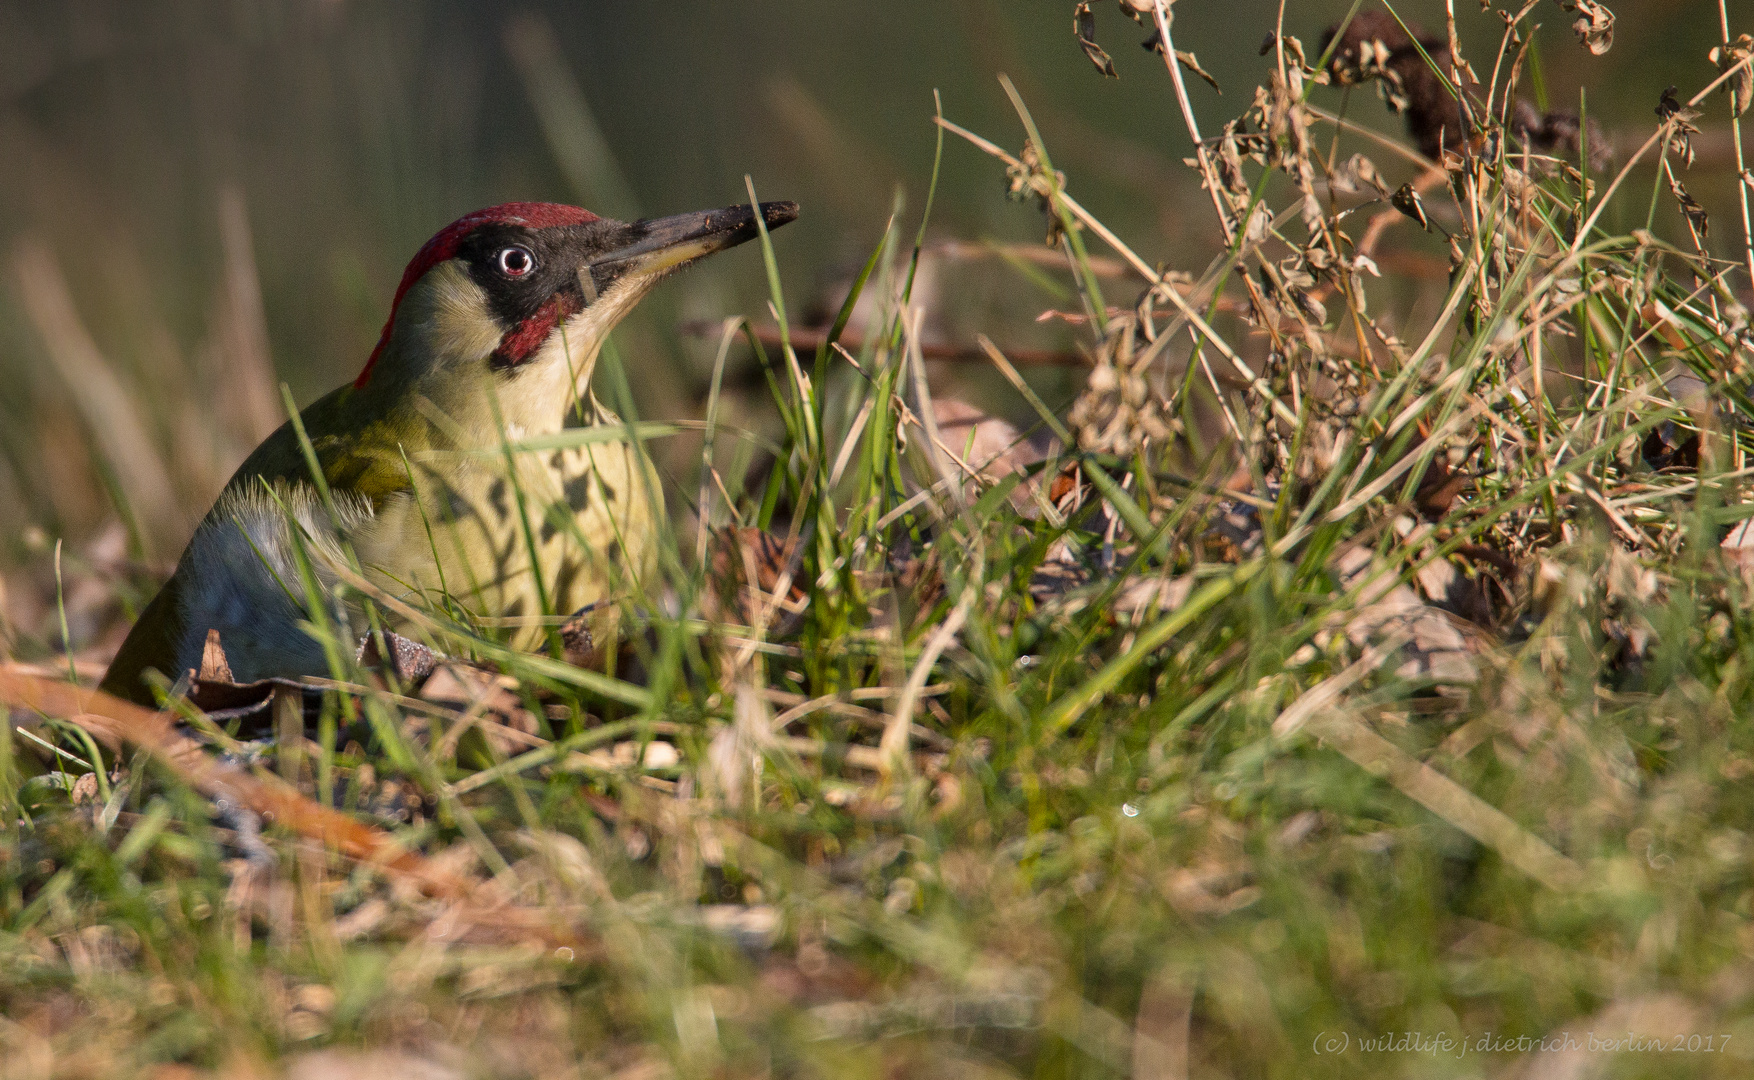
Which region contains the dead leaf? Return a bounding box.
[199,629,233,683]
[1723,518,1754,578]
[1414,456,1471,518]
[421,663,541,760]
[284,1049,464,1080]
[354,630,438,685]
[1173,50,1220,94]
[708,527,807,633]
[930,396,1057,507]
[1341,152,1390,196]
[556,608,597,668]
[1111,574,1194,623]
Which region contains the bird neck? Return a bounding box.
[367,285,615,446]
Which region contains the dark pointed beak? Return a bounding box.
[587,201,799,276]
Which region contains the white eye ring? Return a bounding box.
[497,245,536,277]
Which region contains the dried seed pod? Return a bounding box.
[1391,183,1431,231]
[1656,85,1702,166]
[1074,2,1117,77]
[1561,0,1615,56]
[1711,35,1754,117]
[1321,12,1413,85]
[1321,11,1477,161]
[1066,313,1178,457]
[1668,176,1709,241]
[1511,102,1614,175]
[1344,153,1391,196]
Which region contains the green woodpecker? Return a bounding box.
[101,199,798,704]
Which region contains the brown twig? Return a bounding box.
[0,667,588,947]
[680,320,1091,367]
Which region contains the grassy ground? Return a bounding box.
[6,4,1754,1078]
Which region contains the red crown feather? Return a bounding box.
[353,202,598,388]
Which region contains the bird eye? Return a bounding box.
[497,245,535,277]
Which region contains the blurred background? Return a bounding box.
[0,0,1740,655]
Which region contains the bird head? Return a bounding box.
[351,199,797,432]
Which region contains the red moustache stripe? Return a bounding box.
[492,291,583,368]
